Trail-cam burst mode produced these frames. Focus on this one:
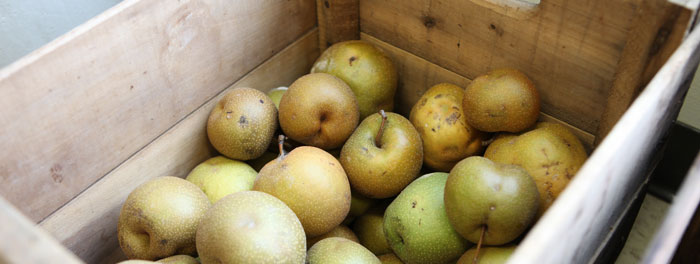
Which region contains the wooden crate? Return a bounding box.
[1,0,699,263]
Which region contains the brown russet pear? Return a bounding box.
[207,87,277,160]
[445,157,539,246]
[307,237,381,264]
[279,73,360,150]
[117,176,210,260]
[340,111,423,198]
[311,40,398,120]
[254,139,351,236]
[456,245,516,264]
[195,191,306,264]
[462,68,540,133]
[410,83,487,172]
[384,173,470,264]
[352,203,392,255]
[307,225,360,249]
[484,122,587,218]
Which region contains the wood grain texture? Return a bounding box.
[509,21,700,264]
[0,0,316,222]
[596,1,692,145]
[0,196,83,264]
[317,0,359,51]
[361,0,647,134]
[643,153,700,264]
[38,29,320,264]
[362,33,595,150]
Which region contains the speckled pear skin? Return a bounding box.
[340,112,423,199]
[207,87,278,160]
[484,122,588,218]
[462,68,540,133]
[117,176,211,260]
[352,203,392,255]
[279,73,360,150]
[307,237,381,264]
[445,157,539,246]
[307,225,359,249]
[384,173,470,264]
[378,253,404,264]
[156,254,199,264]
[456,245,516,264]
[185,156,257,203]
[253,146,351,237]
[195,191,306,264]
[410,83,488,172]
[311,40,398,120]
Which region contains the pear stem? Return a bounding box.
[375,110,388,147]
[278,134,287,159]
[473,225,486,264]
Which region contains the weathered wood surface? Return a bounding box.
[317,0,359,51]
[509,20,700,264]
[0,0,316,222]
[38,29,320,264]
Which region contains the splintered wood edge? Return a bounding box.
[509,20,700,264]
[0,196,83,264]
[38,29,320,264]
[361,32,595,151]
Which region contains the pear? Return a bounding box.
[278,73,360,150]
[117,261,155,264]
[348,191,375,218]
[247,151,278,172]
[185,156,257,203]
[267,86,288,109]
[456,246,516,264]
[156,255,199,264]
[445,157,539,246]
[462,69,540,133]
[311,40,398,119]
[117,176,210,260]
[384,173,470,264]
[353,204,391,255]
[196,191,305,264]
[340,111,423,198]
[484,122,587,217]
[378,253,404,264]
[207,87,277,160]
[307,237,381,264]
[307,225,359,248]
[253,140,351,237]
[409,83,487,172]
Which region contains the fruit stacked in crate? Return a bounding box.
[115,40,587,264]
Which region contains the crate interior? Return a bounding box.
[0,0,695,263]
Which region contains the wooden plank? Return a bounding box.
[361,33,595,150]
[38,29,321,264]
[316,0,359,51]
[0,196,83,264]
[509,20,700,264]
[596,1,692,145]
[360,0,651,134]
[642,152,700,264]
[0,0,316,222]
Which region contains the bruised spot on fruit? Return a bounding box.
[362,147,369,153]
[445,112,460,125]
[419,219,422,226]
[434,94,443,99]
[259,99,264,104]
[349,56,357,66]
[245,148,255,155]
[420,98,428,107]
[431,128,436,132]
[160,239,167,245]
[411,201,417,208]
[238,116,248,126]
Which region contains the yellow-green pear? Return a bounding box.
[378,253,403,264]
[307,237,381,264]
[185,156,257,203]
[117,176,210,260]
[156,255,199,264]
[456,246,516,264]
[267,86,288,109]
[307,225,359,248]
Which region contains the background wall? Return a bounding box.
[0,0,699,129]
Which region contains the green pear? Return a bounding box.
[253,143,351,237]
[456,246,516,264]
[196,191,306,263]
[445,157,539,246]
[207,87,277,160]
[156,255,199,264]
[378,253,404,264]
[340,111,423,198]
[307,224,359,249]
[185,156,257,203]
[307,237,381,264]
[311,40,398,120]
[117,176,211,260]
[267,86,288,109]
[353,204,391,255]
[384,173,470,264]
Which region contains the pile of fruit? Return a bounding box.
[115,40,588,264]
